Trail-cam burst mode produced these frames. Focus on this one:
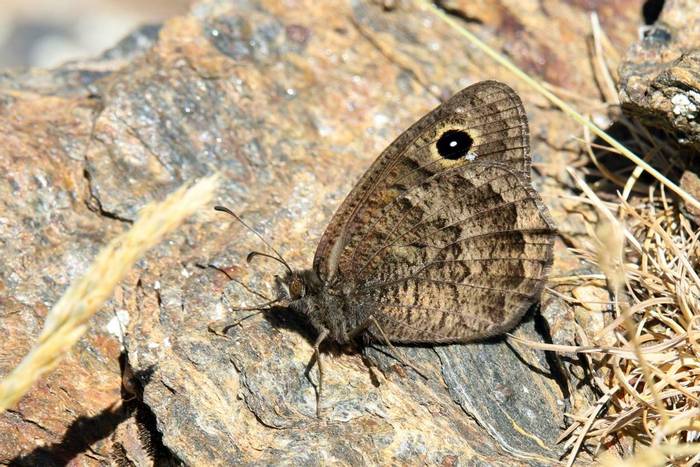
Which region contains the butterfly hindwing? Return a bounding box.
[351,162,555,342]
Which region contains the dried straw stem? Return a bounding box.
[0,175,220,413]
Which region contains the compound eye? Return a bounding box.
[289,276,305,299]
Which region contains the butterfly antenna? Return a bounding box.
[231,297,283,312]
[210,298,281,335]
[214,205,293,274]
[246,251,293,274]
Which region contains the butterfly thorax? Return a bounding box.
[278,270,360,344]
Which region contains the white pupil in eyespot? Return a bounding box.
[449,140,457,147]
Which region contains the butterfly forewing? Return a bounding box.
[314,81,533,284]
[312,81,555,343]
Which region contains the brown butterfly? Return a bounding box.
[217,80,556,415]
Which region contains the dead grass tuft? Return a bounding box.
[558,176,700,465]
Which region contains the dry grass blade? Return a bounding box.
[0,175,220,413]
[589,12,619,105]
[507,333,684,363]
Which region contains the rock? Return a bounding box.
[0,25,161,467]
[681,169,700,220]
[0,0,643,464]
[618,0,700,150]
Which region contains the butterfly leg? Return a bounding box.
[370,317,429,380]
[348,316,429,381]
[312,327,329,418]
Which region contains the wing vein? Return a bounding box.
[352,171,522,278]
[369,230,553,283]
[347,164,499,271]
[364,301,498,328]
[360,276,539,296]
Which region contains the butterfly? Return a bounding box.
[216,80,556,416]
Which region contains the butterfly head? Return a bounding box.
[276,269,323,302]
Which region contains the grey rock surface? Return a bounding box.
[0,0,645,464]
